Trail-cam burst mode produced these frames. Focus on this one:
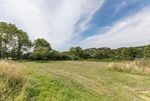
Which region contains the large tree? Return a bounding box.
[0,22,32,59]
[0,22,16,58]
[30,38,51,60]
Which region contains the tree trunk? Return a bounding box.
[17,43,22,60]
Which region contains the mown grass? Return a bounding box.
[21,61,150,101]
[1,60,150,101]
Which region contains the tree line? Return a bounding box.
[0,22,150,61]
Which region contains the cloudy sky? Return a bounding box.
[0,0,150,50]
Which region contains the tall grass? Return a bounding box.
[107,59,150,74]
[0,60,26,100]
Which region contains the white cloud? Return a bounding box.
[0,0,104,50]
[2,0,148,50]
[80,7,150,49]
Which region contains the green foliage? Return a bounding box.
[0,22,32,59]
[30,38,52,60]
[121,48,143,60]
[69,47,83,60]
[15,30,32,59]
[49,50,60,60]
[144,45,150,58]
[60,52,71,60]
[94,48,112,59]
[30,47,50,60]
[34,38,51,50]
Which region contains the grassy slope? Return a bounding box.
[19,61,150,101]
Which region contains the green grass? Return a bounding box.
[1,61,150,101]
[18,61,150,101]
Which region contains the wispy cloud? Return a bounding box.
[0,0,104,50]
[80,6,150,49]
[0,0,150,50]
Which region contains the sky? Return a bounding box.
[0,0,150,50]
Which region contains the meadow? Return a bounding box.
[0,60,150,101]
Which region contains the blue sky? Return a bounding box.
[80,0,150,38]
[0,0,150,50]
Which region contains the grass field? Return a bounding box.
[1,61,150,101]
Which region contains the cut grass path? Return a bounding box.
[20,61,150,101]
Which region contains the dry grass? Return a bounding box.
[107,59,150,74]
[0,60,26,100]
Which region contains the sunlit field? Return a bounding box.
[1,60,150,101]
[1,0,150,101]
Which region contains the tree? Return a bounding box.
[144,45,150,58]
[69,47,83,60]
[82,51,91,59]
[60,52,71,60]
[15,30,32,59]
[0,22,10,58]
[30,38,51,60]
[94,50,104,59]
[121,47,143,60]
[83,48,96,59]
[49,50,61,60]
[94,48,112,59]
[0,22,32,59]
[0,22,17,58]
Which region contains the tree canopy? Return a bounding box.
[0,22,32,59]
[30,38,52,60]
